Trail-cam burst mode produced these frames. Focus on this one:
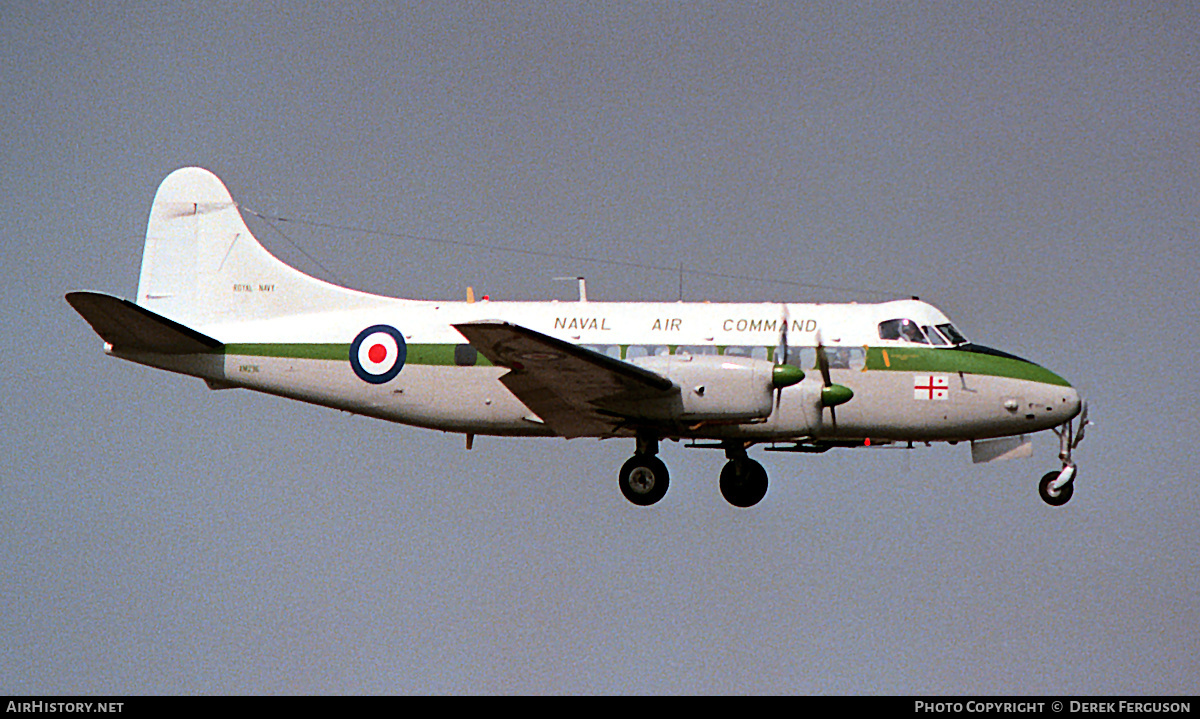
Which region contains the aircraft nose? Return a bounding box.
[1060,385,1082,422]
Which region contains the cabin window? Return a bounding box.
[624,345,670,358]
[794,347,817,369]
[878,318,929,344]
[583,344,622,359]
[824,346,866,370]
[454,344,478,366]
[723,345,769,361]
[676,345,718,356]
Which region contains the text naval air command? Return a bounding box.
[548,316,821,333]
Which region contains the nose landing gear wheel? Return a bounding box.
[720,457,768,508]
[619,455,670,506]
[1038,470,1074,506]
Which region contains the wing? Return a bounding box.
[453,320,678,438]
[66,291,222,354]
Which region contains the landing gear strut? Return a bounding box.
[1039,402,1089,507]
[719,443,768,508]
[619,435,669,506]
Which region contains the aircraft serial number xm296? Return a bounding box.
[68,168,1089,508]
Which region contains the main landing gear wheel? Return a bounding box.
[1038,469,1074,507]
[619,455,670,506]
[719,457,768,508]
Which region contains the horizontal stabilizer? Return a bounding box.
[65,291,222,354]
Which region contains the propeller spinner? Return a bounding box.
[814,328,854,429]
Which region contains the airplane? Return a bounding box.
[67,167,1090,508]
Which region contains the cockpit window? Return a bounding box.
[923,325,950,346]
[936,323,968,346]
[878,318,929,344]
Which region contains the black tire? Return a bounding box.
[619,455,670,506]
[720,457,769,508]
[1038,470,1074,506]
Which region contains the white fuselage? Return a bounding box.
[116,296,1080,445]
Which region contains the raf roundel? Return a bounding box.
[349,325,407,384]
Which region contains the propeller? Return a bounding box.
[779,303,789,366]
[772,304,804,411]
[814,328,853,430]
[775,305,790,410]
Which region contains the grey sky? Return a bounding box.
[3,1,1197,694]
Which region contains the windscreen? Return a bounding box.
[935,323,968,345]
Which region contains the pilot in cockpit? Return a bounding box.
[878,318,970,347]
[878,318,928,343]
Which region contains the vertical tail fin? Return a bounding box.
[136,167,382,328]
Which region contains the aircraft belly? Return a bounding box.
[220,355,548,435]
[391,365,550,434]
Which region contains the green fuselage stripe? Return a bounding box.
[864,347,1070,386]
[223,343,496,367]
[225,343,347,360]
[222,342,1069,386]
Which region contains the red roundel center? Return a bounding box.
[368,343,388,364]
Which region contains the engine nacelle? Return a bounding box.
[630,354,776,422]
